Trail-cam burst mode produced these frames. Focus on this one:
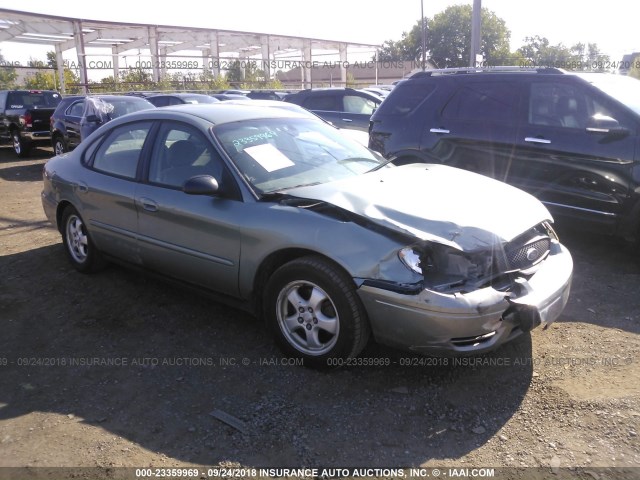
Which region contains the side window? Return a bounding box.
[168,97,183,106]
[151,97,169,107]
[343,95,377,115]
[303,95,340,111]
[374,83,436,115]
[67,101,85,117]
[529,82,592,129]
[0,91,7,111]
[92,121,152,179]
[148,122,223,189]
[442,82,518,124]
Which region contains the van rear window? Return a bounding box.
[7,91,61,109]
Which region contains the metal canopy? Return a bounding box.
[0,8,379,92]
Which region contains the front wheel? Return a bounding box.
[12,131,31,158]
[263,256,370,368]
[61,206,105,273]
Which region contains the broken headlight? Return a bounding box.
[399,244,493,292]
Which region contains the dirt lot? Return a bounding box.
[0,145,639,478]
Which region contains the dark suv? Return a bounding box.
[285,88,382,131]
[50,95,154,154]
[369,68,640,242]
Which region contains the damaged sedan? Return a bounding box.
[42,104,573,367]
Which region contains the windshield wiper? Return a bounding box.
[338,157,381,166]
[367,155,397,172]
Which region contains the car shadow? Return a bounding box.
[0,244,533,467]
[0,149,48,182]
[553,225,640,335]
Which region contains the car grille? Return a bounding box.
[492,224,553,274]
[506,237,551,270]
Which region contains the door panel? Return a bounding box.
[420,81,520,181]
[511,79,637,226]
[136,121,241,296]
[81,121,154,263]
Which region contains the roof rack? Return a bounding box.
[411,66,565,78]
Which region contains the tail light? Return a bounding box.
[19,112,33,128]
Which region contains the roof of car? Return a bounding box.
[147,92,212,98]
[110,102,312,125]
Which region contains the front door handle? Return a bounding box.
[341,118,353,122]
[525,136,551,144]
[138,197,158,212]
[430,128,450,134]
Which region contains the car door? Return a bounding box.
[420,79,520,181]
[81,120,155,263]
[300,93,343,127]
[510,78,638,228]
[339,93,380,131]
[64,100,85,149]
[135,121,242,296]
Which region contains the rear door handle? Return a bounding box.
[138,197,158,212]
[525,137,551,144]
[430,128,450,134]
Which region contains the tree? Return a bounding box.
[517,36,609,71]
[428,5,511,67]
[0,49,18,88]
[377,5,511,68]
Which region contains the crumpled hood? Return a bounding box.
[286,163,553,251]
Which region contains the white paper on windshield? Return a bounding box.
[244,143,295,172]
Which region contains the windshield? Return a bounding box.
[214,117,386,194]
[578,73,640,116]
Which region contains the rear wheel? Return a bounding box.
[263,256,370,368]
[61,206,105,273]
[12,131,31,158]
[53,136,67,155]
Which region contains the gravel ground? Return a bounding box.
[0,146,639,479]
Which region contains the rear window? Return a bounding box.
[374,83,436,115]
[7,91,61,109]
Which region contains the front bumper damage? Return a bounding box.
[357,242,573,355]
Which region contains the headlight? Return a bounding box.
[398,247,426,275]
[399,243,491,292]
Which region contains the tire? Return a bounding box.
[53,136,67,155]
[61,206,106,273]
[12,131,31,158]
[263,256,370,368]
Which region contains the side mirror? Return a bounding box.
[183,175,219,196]
[85,114,101,123]
[586,114,629,137]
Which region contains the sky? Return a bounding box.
[1,0,638,68]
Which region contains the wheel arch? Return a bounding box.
[55,200,74,234]
[251,248,356,316]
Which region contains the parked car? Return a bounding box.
[210,93,251,102]
[246,90,287,101]
[361,87,390,98]
[285,88,382,131]
[42,104,572,367]
[50,95,155,154]
[224,99,370,146]
[369,67,640,242]
[146,93,219,107]
[0,89,62,157]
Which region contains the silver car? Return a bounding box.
[42,104,573,367]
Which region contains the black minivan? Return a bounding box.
[369,68,640,242]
